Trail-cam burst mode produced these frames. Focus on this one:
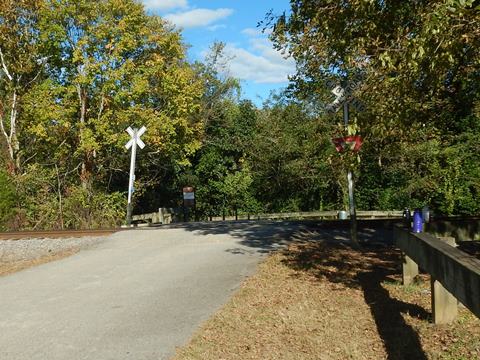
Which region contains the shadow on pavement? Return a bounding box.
[155,220,427,358]
[152,219,397,254]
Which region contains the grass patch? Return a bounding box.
[174,240,480,360]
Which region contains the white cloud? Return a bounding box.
[241,27,271,37]
[165,8,233,28]
[224,40,295,84]
[217,31,294,84]
[207,24,227,32]
[241,28,262,37]
[142,0,188,11]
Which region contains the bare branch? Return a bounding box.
[0,47,13,82]
[97,94,105,121]
[0,109,9,141]
[25,56,51,88]
[21,152,38,167]
[25,68,43,87]
[9,90,17,140]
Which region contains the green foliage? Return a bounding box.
[12,164,59,230]
[10,164,124,229]
[355,116,480,214]
[249,95,337,212]
[267,0,480,216]
[0,168,16,230]
[192,99,259,218]
[0,0,48,172]
[62,188,124,229]
[1,0,479,230]
[39,0,203,186]
[0,0,204,228]
[175,44,260,219]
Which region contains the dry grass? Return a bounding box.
[0,249,78,276]
[174,240,480,360]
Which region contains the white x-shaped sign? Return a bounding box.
[125,126,146,149]
[327,85,365,113]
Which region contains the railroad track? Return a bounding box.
[0,229,120,240]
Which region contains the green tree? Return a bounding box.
[0,167,15,229]
[193,99,260,219]
[0,0,48,173]
[0,0,205,229]
[41,0,203,191]
[250,94,336,212]
[178,43,260,219]
[267,0,480,215]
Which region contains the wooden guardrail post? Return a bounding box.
[395,227,480,325]
[431,277,458,324]
[431,237,458,324]
[402,254,419,286]
[395,226,419,286]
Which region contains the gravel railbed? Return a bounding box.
[0,236,107,264]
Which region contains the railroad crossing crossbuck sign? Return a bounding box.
[326,77,365,246]
[125,126,146,151]
[326,80,365,114]
[125,126,146,225]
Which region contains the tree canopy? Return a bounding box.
[267,0,480,215]
[0,0,478,230]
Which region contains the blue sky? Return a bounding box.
[141,0,294,106]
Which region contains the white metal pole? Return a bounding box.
[125,126,145,226]
[127,131,137,205]
[126,130,137,225]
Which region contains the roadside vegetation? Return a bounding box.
[174,239,480,360]
[0,0,479,230]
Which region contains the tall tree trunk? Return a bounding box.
[10,90,21,172]
[0,89,21,174]
[0,43,45,175]
[77,84,92,191]
[55,164,64,229]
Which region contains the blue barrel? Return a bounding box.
[412,209,423,233]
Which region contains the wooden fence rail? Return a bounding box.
[394,226,480,324]
[211,210,403,222]
[132,208,173,225]
[131,209,403,224]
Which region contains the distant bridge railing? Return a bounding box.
[132,208,174,225]
[210,210,403,222]
[131,209,403,225]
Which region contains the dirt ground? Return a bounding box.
[174,239,480,360]
[0,236,106,276]
[0,250,77,276]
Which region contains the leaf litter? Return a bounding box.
[174,239,480,360]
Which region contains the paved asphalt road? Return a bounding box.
[0,222,313,360]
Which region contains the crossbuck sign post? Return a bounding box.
[327,81,365,246]
[125,126,146,225]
